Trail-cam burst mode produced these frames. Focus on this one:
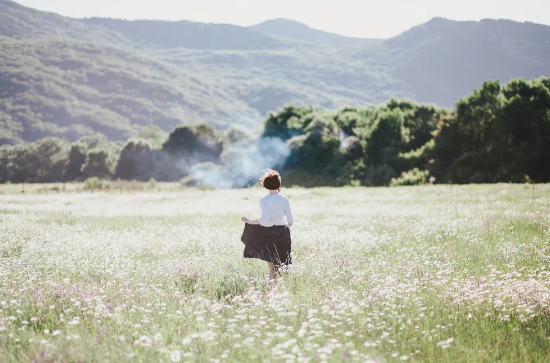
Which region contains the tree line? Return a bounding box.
[1,77,549,186]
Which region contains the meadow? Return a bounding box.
[0,183,549,362]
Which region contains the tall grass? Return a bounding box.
[0,184,549,362]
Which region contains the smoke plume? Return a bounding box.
[190,135,289,188]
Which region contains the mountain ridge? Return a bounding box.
[1,0,549,145]
[249,18,378,47]
[82,17,291,50]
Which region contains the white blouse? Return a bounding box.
[258,194,294,227]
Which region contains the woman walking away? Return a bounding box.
[241,169,294,282]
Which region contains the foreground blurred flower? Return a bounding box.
[437,337,455,349]
[134,335,153,347]
[170,350,181,362]
[182,337,192,345]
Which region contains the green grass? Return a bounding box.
[0,184,549,362]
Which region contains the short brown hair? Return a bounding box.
[260,169,281,191]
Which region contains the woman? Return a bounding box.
[241,169,294,281]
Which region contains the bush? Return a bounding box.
[363,164,396,186]
[84,177,107,191]
[447,152,487,184]
[115,139,154,181]
[148,177,158,190]
[160,124,223,181]
[390,168,430,186]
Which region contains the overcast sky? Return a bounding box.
[14,0,550,38]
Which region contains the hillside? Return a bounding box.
[0,0,127,44]
[1,0,550,145]
[249,18,377,47]
[82,18,290,51]
[380,17,550,105]
[0,33,262,144]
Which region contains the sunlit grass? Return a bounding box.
[0,184,549,362]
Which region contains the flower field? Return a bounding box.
[0,184,549,362]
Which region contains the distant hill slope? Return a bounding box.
[0,0,127,44]
[0,36,257,144]
[1,0,549,145]
[249,18,377,47]
[379,17,550,105]
[82,18,289,51]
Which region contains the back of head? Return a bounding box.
[260,169,281,192]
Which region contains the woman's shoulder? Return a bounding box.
[261,194,288,201]
[277,194,290,202]
[260,195,272,203]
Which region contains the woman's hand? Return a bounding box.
[242,217,261,225]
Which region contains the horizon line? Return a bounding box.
[10,0,550,40]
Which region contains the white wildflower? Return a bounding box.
[170,350,181,362]
[182,337,192,345]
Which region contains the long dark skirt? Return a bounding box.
[241,224,292,266]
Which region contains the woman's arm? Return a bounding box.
[242,199,272,226]
[241,217,260,225]
[285,198,294,227]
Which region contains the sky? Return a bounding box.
[14,0,550,39]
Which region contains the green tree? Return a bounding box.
[65,142,87,181]
[138,124,168,149]
[160,124,223,181]
[162,124,222,159]
[262,105,311,141]
[115,139,155,181]
[81,150,116,180]
[429,81,502,182]
[498,78,550,182]
[366,109,406,166]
